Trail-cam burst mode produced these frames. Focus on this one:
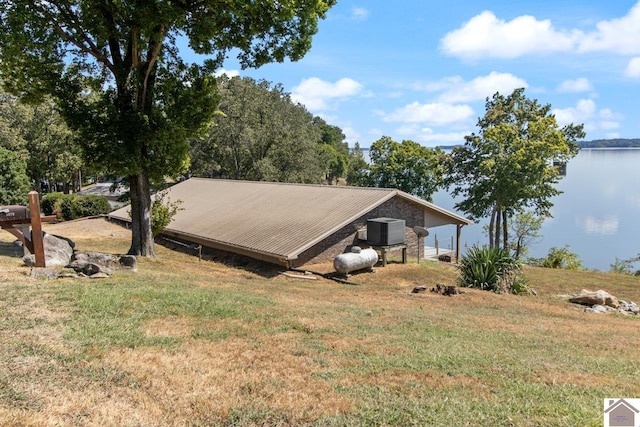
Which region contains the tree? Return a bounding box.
[508,211,543,260]
[190,76,325,183]
[364,136,445,201]
[0,89,82,194]
[447,88,584,250]
[345,142,369,186]
[313,116,349,184]
[0,146,30,205]
[0,1,335,257]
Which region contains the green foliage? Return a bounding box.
[43,193,110,220]
[190,76,326,183]
[508,211,544,260]
[447,88,584,249]
[0,89,83,194]
[0,146,30,205]
[346,142,369,186]
[58,194,77,221]
[41,192,67,216]
[529,245,583,270]
[314,116,349,184]
[457,245,530,294]
[363,136,445,201]
[151,193,184,237]
[70,195,111,218]
[0,0,336,256]
[609,254,640,275]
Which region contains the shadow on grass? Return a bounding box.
[0,240,23,258]
[155,235,281,279]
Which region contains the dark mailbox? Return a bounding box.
[0,205,30,222]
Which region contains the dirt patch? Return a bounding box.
[42,217,130,240]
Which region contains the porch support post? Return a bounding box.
[455,224,463,262]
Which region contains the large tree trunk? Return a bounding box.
[128,172,156,257]
[494,206,502,249]
[502,210,509,251]
[489,205,496,248]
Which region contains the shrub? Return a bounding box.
[71,195,111,218]
[151,192,183,236]
[529,245,582,270]
[41,192,68,215]
[458,245,530,294]
[43,194,111,220]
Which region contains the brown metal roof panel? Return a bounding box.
[154,179,395,258]
[109,179,472,261]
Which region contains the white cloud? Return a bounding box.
[440,11,578,59]
[342,126,361,144]
[291,77,364,111]
[441,2,640,60]
[416,128,469,144]
[578,2,640,55]
[437,72,528,103]
[393,125,468,146]
[556,77,593,93]
[351,7,369,21]
[553,99,597,125]
[381,102,474,126]
[553,99,622,132]
[214,68,240,78]
[577,215,619,235]
[625,57,640,77]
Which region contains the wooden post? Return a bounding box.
[28,191,45,268]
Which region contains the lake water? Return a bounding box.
[429,148,640,271]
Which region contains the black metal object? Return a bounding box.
[0,205,30,223]
[366,217,405,246]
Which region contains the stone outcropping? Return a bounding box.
[68,251,137,275]
[23,233,74,267]
[569,289,620,309]
[569,289,638,315]
[22,232,136,279]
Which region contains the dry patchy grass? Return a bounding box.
[1,218,639,426]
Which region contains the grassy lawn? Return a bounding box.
[1,218,639,426]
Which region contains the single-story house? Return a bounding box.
[109,178,473,268]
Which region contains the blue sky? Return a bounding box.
[204,1,640,148]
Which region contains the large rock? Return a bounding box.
[23,233,74,267]
[67,251,137,276]
[570,289,620,309]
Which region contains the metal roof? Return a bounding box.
[109,178,472,264]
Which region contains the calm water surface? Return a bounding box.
[431,148,640,271]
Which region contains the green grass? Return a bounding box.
[1,221,639,426]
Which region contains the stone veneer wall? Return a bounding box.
[293,196,425,267]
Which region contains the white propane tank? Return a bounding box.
[333,246,379,274]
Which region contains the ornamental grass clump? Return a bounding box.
[458,245,531,294]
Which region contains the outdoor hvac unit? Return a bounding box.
[366,218,405,246]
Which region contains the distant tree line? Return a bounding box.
[578,138,640,148]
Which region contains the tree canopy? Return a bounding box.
[0,146,30,205]
[190,75,327,183]
[360,136,445,202]
[446,88,585,249]
[0,0,335,256]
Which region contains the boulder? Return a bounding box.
[430,284,461,296]
[619,300,640,315]
[584,304,615,314]
[23,233,74,268]
[67,251,137,277]
[569,289,620,309]
[30,267,60,280]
